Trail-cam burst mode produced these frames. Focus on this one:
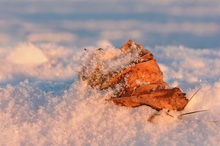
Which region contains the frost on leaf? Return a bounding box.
[79,40,188,111]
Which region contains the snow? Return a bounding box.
[1,0,220,145]
[7,43,48,65]
[0,41,220,146]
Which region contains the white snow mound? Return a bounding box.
[7,43,48,65]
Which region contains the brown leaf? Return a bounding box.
[79,40,189,111]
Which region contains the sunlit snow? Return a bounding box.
[1,41,220,145]
[1,0,220,146]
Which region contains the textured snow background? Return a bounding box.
[1,0,220,146]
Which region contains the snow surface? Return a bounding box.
[1,41,220,146]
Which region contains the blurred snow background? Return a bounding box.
[0,0,220,145]
[1,0,220,48]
